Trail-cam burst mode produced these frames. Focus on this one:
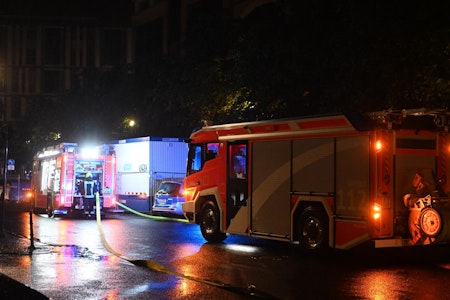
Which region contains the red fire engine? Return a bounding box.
[31,143,117,217]
[182,109,450,250]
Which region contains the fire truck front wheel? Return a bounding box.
[297,206,329,251]
[199,201,227,243]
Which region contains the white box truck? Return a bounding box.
[110,136,187,212]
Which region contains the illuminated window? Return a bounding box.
[187,143,219,175]
[230,144,247,179]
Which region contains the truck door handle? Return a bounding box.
[196,181,200,185]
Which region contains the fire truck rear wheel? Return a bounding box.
[199,200,227,243]
[297,206,328,251]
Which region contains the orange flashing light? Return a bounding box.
[375,140,382,152]
[373,203,381,220]
[183,187,197,203]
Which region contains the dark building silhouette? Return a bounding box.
[0,0,272,122]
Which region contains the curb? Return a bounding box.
[0,273,49,299]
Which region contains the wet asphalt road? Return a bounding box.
[2,203,450,299]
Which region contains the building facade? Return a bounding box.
[0,0,271,122]
[0,20,133,122]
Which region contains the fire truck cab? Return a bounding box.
[31,143,117,217]
[182,109,450,250]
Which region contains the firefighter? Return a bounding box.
[83,172,98,216]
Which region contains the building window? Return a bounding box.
[27,68,37,94]
[12,97,21,120]
[0,26,5,93]
[0,26,6,63]
[87,29,95,67]
[0,97,4,121]
[102,29,123,66]
[0,68,4,93]
[43,70,62,94]
[25,28,37,65]
[11,68,19,93]
[44,27,63,65]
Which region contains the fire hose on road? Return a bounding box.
[95,194,276,299]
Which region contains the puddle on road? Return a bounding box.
[122,278,178,295]
[50,245,117,262]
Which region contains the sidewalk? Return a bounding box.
[0,202,49,299]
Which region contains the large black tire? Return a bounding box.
[199,200,227,243]
[297,206,329,251]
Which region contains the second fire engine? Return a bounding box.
[31,143,117,217]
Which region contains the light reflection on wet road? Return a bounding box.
[3,208,450,299]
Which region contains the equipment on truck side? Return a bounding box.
[403,169,449,245]
[182,108,450,251]
[31,143,116,217]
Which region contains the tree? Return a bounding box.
[16,0,450,168]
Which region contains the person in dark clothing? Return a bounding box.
[83,172,98,216]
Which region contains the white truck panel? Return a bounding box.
[114,137,150,195]
[109,137,188,211]
[149,138,188,175]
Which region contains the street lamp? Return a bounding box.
[121,117,137,137]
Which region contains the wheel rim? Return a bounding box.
[420,207,442,237]
[202,208,217,234]
[302,216,323,249]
